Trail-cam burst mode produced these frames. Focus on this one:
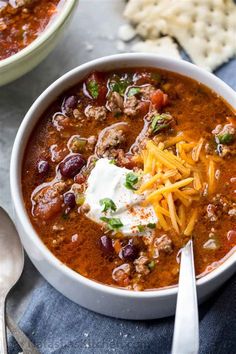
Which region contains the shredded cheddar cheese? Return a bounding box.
[208,159,215,195]
[136,134,219,235]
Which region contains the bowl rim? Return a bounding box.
[10,53,236,299]
[0,0,78,69]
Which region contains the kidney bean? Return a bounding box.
[63,95,78,112]
[63,192,76,209]
[59,154,86,178]
[37,160,50,176]
[100,235,113,254]
[122,244,139,261]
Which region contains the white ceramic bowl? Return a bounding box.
[0,0,78,86]
[10,54,236,320]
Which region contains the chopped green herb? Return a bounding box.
[70,137,87,153]
[151,72,161,84]
[99,198,117,212]
[147,223,156,229]
[124,172,139,190]
[75,194,85,206]
[137,225,145,232]
[110,79,130,96]
[216,133,234,145]
[109,159,116,165]
[100,216,109,223]
[100,217,123,230]
[62,212,69,220]
[87,80,99,99]
[128,87,141,97]
[114,111,122,118]
[148,260,155,270]
[151,113,172,134]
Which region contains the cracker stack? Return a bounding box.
[124,0,236,71]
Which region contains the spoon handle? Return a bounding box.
[0,295,7,354]
[171,239,199,354]
[6,314,40,354]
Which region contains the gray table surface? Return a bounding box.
[0,0,235,330]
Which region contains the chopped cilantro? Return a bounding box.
[114,111,122,118]
[109,79,130,96]
[216,133,234,145]
[124,172,139,190]
[109,159,116,165]
[147,223,156,229]
[62,212,69,220]
[99,198,117,212]
[137,225,145,232]
[128,87,141,97]
[87,80,99,99]
[100,217,123,230]
[151,72,161,84]
[75,194,85,206]
[100,216,109,223]
[151,113,172,134]
[148,260,155,270]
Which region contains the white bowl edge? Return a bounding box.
[10,54,236,319]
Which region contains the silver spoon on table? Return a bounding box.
[171,239,199,354]
[0,206,39,353]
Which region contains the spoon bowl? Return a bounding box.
[172,240,199,354]
[0,207,24,353]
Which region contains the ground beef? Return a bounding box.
[116,150,137,169]
[112,263,131,286]
[206,204,219,221]
[87,135,97,149]
[217,144,235,157]
[15,0,34,7]
[52,114,71,131]
[73,109,84,121]
[139,85,155,100]
[134,255,150,275]
[106,92,124,114]
[228,208,236,216]
[210,194,236,216]
[124,96,144,117]
[212,123,235,137]
[95,126,126,157]
[153,235,173,258]
[85,106,107,121]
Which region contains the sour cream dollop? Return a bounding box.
[84,158,158,236]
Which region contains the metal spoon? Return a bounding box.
[0,206,39,353]
[171,239,199,354]
[6,313,40,354]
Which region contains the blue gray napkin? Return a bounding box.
[8,274,236,354]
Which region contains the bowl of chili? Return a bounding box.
[0,0,78,86]
[10,54,236,319]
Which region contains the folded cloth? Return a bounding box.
[8,274,236,354]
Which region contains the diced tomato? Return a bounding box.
[33,186,63,220]
[86,72,108,104]
[97,85,108,103]
[74,173,86,184]
[151,90,168,110]
[227,116,236,127]
[139,101,150,116]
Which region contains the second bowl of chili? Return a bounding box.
[0,0,78,86]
